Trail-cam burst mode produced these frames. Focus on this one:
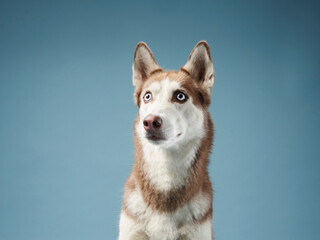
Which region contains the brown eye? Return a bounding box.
[144,92,152,102]
[176,92,186,101]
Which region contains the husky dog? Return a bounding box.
[119,41,215,240]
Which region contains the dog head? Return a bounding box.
[132,41,214,149]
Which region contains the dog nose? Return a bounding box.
[143,115,162,131]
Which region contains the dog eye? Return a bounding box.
[176,92,186,101]
[144,92,152,102]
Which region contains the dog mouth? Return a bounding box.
[145,132,182,142]
[146,133,166,141]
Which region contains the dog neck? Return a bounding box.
[137,136,201,191]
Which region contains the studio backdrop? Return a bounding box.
[0,0,319,239]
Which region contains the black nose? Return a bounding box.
[143,115,162,131]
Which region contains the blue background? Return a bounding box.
[0,0,319,239]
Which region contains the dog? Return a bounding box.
[119,41,215,240]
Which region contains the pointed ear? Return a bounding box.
[132,42,161,90]
[182,41,214,94]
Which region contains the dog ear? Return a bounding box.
[182,41,214,94]
[132,42,161,90]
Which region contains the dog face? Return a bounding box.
[132,42,214,149]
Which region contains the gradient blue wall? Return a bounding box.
[0,0,319,239]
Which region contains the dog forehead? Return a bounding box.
[146,77,180,96]
[142,71,187,90]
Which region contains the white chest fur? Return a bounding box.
[122,188,211,240]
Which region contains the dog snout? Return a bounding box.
[143,115,162,132]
